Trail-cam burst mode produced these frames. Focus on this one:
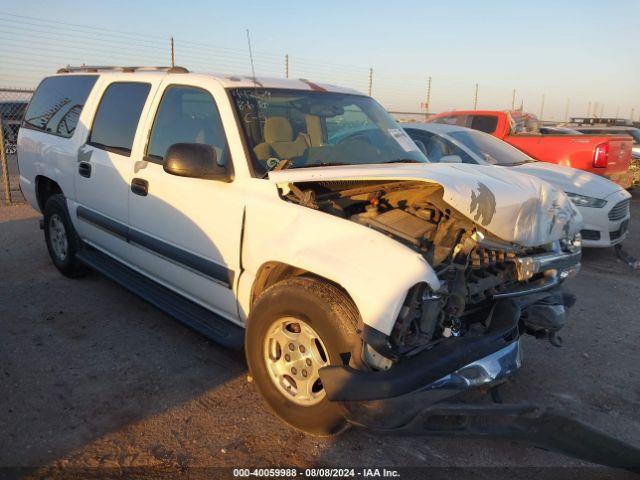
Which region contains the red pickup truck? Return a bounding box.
[427,110,634,188]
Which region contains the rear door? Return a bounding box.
[74,79,157,261]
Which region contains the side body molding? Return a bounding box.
[76,206,234,288]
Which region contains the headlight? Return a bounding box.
[566,192,606,208]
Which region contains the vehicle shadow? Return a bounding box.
[0,205,247,474]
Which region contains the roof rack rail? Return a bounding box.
[56,65,189,74]
[569,117,633,126]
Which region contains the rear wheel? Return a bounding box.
[43,194,87,278]
[245,277,361,436]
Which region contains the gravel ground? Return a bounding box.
[1,192,639,479]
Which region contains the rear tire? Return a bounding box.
[43,194,87,278]
[245,277,361,436]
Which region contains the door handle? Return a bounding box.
[131,178,149,196]
[78,162,92,178]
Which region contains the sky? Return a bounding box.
[1,0,639,119]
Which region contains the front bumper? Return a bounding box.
[319,287,575,429]
[334,340,522,430]
[578,188,631,248]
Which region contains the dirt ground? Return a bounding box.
[1,191,639,479]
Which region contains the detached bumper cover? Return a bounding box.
[385,402,640,472]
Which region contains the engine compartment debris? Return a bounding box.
[281,179,581,355]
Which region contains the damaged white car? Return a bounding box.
[21,68,638,469]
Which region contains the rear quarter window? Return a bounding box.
[23,75,97,138]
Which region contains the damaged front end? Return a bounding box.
[270,170,582,373]
[263,166,640,470]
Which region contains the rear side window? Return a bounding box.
[23,75,97,138]
[88,82,151,156]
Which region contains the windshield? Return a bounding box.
[448,129,535,166]
[230,88,428,175]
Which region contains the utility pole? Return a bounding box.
[564,98,570,122]
[511,89,516,110]
[285,54,289,78]
[539,94,545,120]
[424,76,432,120]
[170,36,175,67]
[587,101,592,117]
[631,108,635,121]
[615,105,620,118]
[473,83,478,110]
[368,68,373,97]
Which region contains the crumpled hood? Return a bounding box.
[512,161,623,200]
[269,163,583,247]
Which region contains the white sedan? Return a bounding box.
[405,123,631,248]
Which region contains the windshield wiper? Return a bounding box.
[383,158,424,164]
[297,162,350,168]
[261,159,293,178]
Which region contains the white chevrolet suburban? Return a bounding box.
[18,66,583,436]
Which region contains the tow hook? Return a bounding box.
[520,291,574,347]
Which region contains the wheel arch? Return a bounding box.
[35,175,63,212]
[250,261,361,320]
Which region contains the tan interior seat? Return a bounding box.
[254,116,310,161]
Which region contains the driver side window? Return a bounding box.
[147,85,229,166]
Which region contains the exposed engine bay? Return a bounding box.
[280,179,581,362]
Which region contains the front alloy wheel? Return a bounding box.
[264,316,330,406]
[245,277,361,436]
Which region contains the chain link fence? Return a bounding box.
[0,88,33,204]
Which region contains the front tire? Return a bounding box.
[245,277,361,436]
[43,194,87,278]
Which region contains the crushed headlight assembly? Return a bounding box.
[566,192,606,208]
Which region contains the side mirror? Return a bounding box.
[439,154,462,164]
[163,143,231,182]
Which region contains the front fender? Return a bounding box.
[241,195,440,335]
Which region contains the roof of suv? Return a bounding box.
[54,70,364,96]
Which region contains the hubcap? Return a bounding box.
[49,214,68,261]
[263,317,330,406]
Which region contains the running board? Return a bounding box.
[377,402,640,472]
[77,248,244,349]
